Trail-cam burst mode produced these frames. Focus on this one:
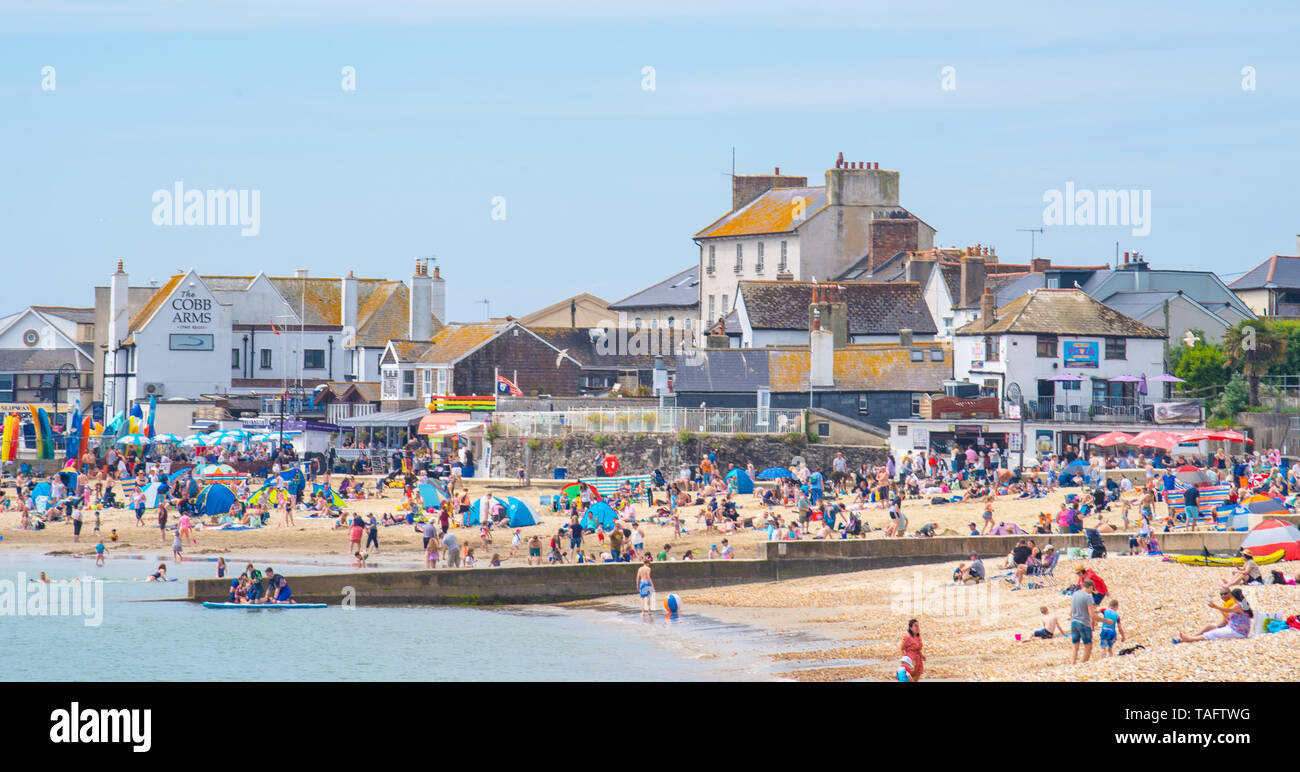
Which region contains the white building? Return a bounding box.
[0,305,95,415]
[693,159,936,332]
[953,288,1167,418]
[98,259,445,418]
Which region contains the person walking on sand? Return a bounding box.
[636,554,654,614]
[1070,580,1101,664]
[901,619,925,681]
[157,500,170,544]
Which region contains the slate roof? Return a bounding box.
[528,326,676,369]
[672,349,771,392]
[32,306,95,325]
[736,281,937,335]
[1229,255,1300,290]
[695,187,827,238]
[0,348,90,372]
[609,267,700,310]
[954,288,1165,338]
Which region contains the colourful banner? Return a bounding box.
[1,414,17,463]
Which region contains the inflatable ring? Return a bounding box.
[602,455,620,476]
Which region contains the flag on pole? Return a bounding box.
[271,318,281,335]
[496,374,523,396]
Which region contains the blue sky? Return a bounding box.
[2,1,1298,322]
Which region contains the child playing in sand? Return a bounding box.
[1098,599,1124,657]
[981,496,995,534]
[1025,605,1067,640]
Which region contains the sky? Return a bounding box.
[2,1,1299,324]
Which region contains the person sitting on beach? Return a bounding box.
[954,551,985,583]
[1024,605,1068,640]
[1225,553,1263,586]
[1177,588,1252,643]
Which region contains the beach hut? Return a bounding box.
[580,501,619,531]
[1240,518,1300,561]
[195,483,238,516]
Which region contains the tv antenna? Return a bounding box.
[1016,227,1044,261]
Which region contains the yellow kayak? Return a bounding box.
[1169,549,1285,567]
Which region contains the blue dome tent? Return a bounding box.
[756,467,794,480]
[505,498,538,527]
[195,483,238,516]
[418,482,445,510]
[725,469,754,494]
[580,501,618,531]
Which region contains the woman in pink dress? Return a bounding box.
[901,619,926,681]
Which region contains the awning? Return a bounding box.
[417,412,470,435]
[335,407,430,428]
[429,421,485,438]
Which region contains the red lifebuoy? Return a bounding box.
[602,455,620,476]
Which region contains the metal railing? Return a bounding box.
[493,408,805,437]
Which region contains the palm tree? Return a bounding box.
[1222,321,1286,407]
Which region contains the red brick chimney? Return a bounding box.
[867,216,919,274]
[1030,257,1051,273]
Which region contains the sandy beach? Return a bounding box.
[6,475,1297,683]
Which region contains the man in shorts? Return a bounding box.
[442,529,461,568]
[1070,579,1100,664]
[636,554,654,614]
[527,534,543,566]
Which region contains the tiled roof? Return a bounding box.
[393,323,507,365]
[609,267,699,310]
[835,250,909,282]
[737,281,937,335]
[954,288,1165,338]
[125,274,437,349]
[128,274,185,332]
[0,348,91,372]
[768,344,951,392]
[695,187,827,239]
[674,344,950,393]
[1230,255,1300,290]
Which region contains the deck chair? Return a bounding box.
[1026,550,1062,589]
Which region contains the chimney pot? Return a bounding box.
[774,166,779,175]
[115,259,124,273]
[873,162,879,169]
[836,152,844,169]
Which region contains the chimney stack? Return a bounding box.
[429,263,445,328]
[110,259,129,349]
[294,268,308,278]
[341,269,358,343]
[980,287,997,329]
[1030,257,1051,273]
[899,328,914,347]
[810,310,834,389]
[409,258,433,340]
[960,253,987,309]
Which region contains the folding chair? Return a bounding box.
[1026,549,1062,590]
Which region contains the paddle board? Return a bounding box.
[202,602,327,609]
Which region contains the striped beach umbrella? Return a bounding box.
[116,434,150,446]
[152,433,182,444]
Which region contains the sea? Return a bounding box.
[0,553,831,681]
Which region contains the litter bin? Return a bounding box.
[553,467,567,479]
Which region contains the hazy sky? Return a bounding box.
[3,1,1298,323]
